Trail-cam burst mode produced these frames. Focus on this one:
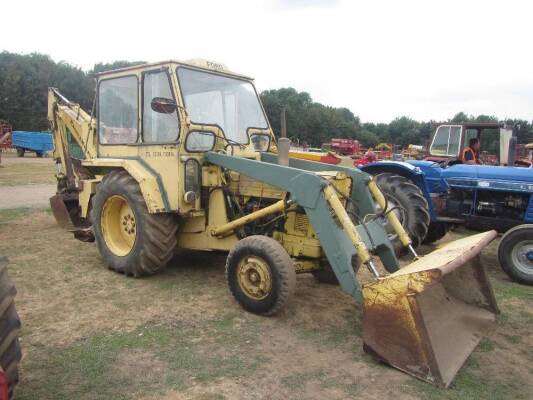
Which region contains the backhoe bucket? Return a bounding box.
[362,231,499,387]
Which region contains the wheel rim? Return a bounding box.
[101,195,136,256]
[237,256,272,300]
[511,240,533,274]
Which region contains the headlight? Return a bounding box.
[250,134,271,152]
[184,158,201,203]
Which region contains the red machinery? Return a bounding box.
[0,120,12,149]
[324,138,360,155]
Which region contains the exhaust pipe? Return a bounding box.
[278,107,290,166]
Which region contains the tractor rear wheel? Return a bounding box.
[498,224,533,285]
[422,222,449,244]
[91,170,178,277]
[0,258,21,400]
[226,235,296,315]
[374,173,430,248]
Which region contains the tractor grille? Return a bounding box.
[294,213,309,233]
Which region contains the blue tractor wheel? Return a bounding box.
[374,173,430,248]
[498,224,533,285]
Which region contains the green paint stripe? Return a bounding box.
[97,156,171,212]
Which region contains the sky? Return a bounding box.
[2,0,533,123]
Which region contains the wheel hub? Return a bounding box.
[101,195,137,256]
[512,240,533,273]
[237,256,272,300]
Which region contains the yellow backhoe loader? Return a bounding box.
[47,59,498,387]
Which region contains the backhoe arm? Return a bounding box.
[47,88,96,187]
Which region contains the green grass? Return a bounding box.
[407,357,528,400]
[0,207,50,224]
[281,369,360,397]
[492,279,533,301]
[0,160,56,185]
[17,316,264,400]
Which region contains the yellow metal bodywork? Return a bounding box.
[273,212,321,258]
[79,179,100,218]
[177,189,238,251]
[82,157,170,213]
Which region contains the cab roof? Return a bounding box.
[94,59,253,81]
[435,122,501,129]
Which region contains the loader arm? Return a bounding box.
[207,151,499,387]
[206,151,400,303]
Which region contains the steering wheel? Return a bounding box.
[441,157,462,168]
[224,143,235,156]
[514,160,532,168]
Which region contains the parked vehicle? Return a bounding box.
[47,59,499,387]
[0,121,12,150]
[360,123,533,284]
[323,138,360,155]
[12,131,53,157]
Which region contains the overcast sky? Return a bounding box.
[2,0,533,122]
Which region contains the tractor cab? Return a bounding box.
[426,123,519,167]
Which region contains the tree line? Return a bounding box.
[1,51,532,148]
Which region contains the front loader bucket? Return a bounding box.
[362,231,499,387]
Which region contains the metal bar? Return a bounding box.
[368,179,412,248]
[211,199,287,236]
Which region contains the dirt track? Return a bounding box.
[0,152,56,208]
[0,184,55,209]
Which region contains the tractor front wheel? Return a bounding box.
[498,224,533,285]
[374,173,430,248]
[91,170,178,277]
[226,236,296,315]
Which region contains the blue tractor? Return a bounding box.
[361,122,533,285]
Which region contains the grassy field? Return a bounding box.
[0,159,532,399]
[0,152,56,186]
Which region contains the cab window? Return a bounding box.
[98,76,138,144]
[142,71,180,143]
[430,125,461,156]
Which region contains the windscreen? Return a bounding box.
[177,68,268,144]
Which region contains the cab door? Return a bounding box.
[139,68,183,211]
